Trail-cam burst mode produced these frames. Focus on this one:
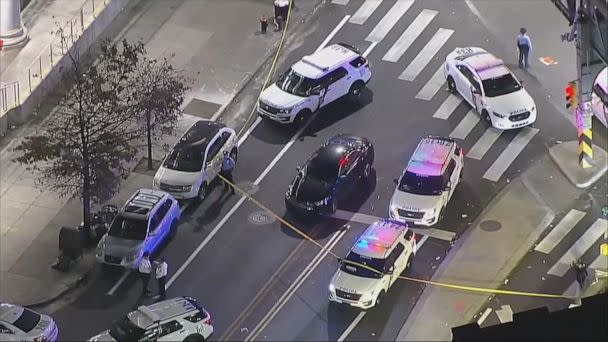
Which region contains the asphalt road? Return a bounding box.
[47,0,605,341]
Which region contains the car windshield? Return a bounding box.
[306,155,339,183]
[276,68,318,97]
[109,316,146,341]
[340,251,385,279]
[12,308,41,333]
[482,73,522,97]
[399,171,444,196]
[163,147,203,172]
[108,215,147,240]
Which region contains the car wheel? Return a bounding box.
[294,109,311,128]
[230,148,238,164]
[331,198,338,213]
[169,220,178,240]
[438,206,446,222]
[459,167,464,182]
[406,255,413,270]
[362,162,371,182]
[447,76,456,93]
[375,290,386,307]
[183,334,205,342]
[348,81,365,104]
[482,109,491,122]
[197,183,208,201]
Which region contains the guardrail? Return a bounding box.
[1,0,109,115]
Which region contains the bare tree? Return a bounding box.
[12,26,187,238]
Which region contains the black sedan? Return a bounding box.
[285,134,374,215]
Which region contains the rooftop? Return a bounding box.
[292,44,358,79]
[407,137,454,176]
[123,189,165,216]
[353,220,407,258]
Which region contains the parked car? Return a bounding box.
[444,47,537,129]
[88,297,213,341]
[257,43,372,126]
[389,136,463,226]
[153,120,237,200]
[592,66,607,127]
[328,219,417,309]
[285,134,374,215]
[96,189,181,268]
[0,303,58,342]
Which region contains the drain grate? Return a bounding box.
[248,210,276,225]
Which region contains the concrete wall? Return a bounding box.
[0,0,130,137]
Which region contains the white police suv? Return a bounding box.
[257,43,372,126]
[444,47,536,129]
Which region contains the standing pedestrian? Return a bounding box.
[220,151,236,194]
[573,259,588,289]
[139,252,152,296]
[155,257,168,300]
[516,27,532,69]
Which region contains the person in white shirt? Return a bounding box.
[139,252,152,296]
[155,257,168,300]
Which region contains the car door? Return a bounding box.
[336,151,358,199]
[387,243,405,286]
[158,320,185,340]
[454,65,473,104]
[445,159,458,201]
[319,67,350,106]
[146,211,163,252]
[139,325,161,341]
[468,75,484,113]
[204,135,224,182]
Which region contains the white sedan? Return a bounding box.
[444,47,536,130]
[0,303,58,341]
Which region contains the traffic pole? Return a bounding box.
[576,104,593,168]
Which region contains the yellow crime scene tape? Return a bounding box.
[224,0,575,301]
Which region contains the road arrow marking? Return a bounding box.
[495,305,513,323]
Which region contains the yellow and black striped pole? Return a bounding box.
[576,105,593,168]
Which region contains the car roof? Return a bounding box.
[406,137,455,177]
[122,188,167,218]
[131,297,199,328]
[463,52,510,80]
[292,44,358,79]
[314,140,353,164]
[174,120,225,151]
[0,303,25,325]
[352,220,407,259]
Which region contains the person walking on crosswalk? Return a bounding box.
[572,259,588,289]
[516,27,532,69]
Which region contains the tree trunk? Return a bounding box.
[146,109,153,170]
[81,151,92,245]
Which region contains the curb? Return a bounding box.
[27,269,91,308]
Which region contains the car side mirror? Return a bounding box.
[471,86,480,95]
[388,265,394,273]
[296,166,301,172]
[337,257,343,264]
[310,89,321,96]
[393,178,399,184]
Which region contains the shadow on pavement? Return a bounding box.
[251,118,298,145]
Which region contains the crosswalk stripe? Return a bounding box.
[433,94,461,119]
[349,0,383,25]
[466,127,503,160]
[449,109,479,140]
[482,127,539,182]
[547,218,607,277]
[366,0,415,43]
[534,209,587,254]
[331,0,350,5]
[398,28,454,81]
[416,65,446,101]
[382,9,438,62]
[589,253,607,271]
[562,281,578,297]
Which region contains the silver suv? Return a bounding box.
[96,189,181,268]
[88,297,213,341]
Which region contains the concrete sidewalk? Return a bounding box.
[1,0,321,307]
[396,154,584,341]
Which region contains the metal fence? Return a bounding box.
[0,0,109,115]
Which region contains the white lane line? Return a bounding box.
[332,0,350,5]
[337,234,430,342]
[238,117,262,147]
[433,94,461,119]
[477,307,493,326]
[167,112,319,289]
[245,229,348,341]
[330,210,456,241]
[362,42,378,58]
[107,270,131,295]
[466,127,503,160]
[534,209,587,254]
[349,0,383,25]
[449,109,480,140]
[398,28,454,81]
[416,65,446,101]
[382,9,438,63]
[338,311,366,342]
[547,218,607,277]
[589,254,608,271]
[317,15,351,52]
[365,0,414,43]
[482,127,539,182]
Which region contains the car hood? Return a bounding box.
[155,166,201,186]
[390,188,443,211]
[485,90,535,115]
[293,176,333,202]
[102,235,143,257]
[331,269,379,295]
[260,83,306,109]
[88,330,116,342]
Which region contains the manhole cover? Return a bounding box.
[480,220,502,232]
[237,181,260,195]
[248,210,276,225]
